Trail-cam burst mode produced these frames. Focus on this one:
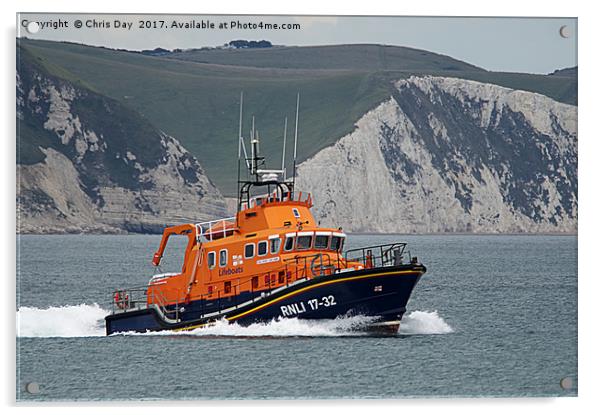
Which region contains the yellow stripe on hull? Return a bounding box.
[227,269,420,321]
[170,268,422,333]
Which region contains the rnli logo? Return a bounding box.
[232,254,243,266]
[219,266,243,276]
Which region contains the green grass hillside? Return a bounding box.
[166,44,576,106]
[18,39,577,195]
[168,44,486,71]
[18,44,174,193]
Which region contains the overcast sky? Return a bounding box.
[17,14,577,74]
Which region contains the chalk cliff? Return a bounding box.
[296,76,577,233]
[17,48,227,233]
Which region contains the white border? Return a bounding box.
[4,1,600,414]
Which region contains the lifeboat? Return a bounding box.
[105,95,426,335]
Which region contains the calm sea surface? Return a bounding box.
[16,234,577,400]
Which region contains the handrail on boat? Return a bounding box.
[111,284,182,321]
[190,192,315,241]
[242,190,313,210]
[110,252,328,317]
[111,241,412,320]
[345,242,408,269]
[194,216,237,242]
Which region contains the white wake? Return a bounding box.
[398,310,454,334]
[127,315,378,337]
[16,304,453,338]
[17,303,107,338]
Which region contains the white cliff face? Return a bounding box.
[17,60,227,234]
[296,76,577,233]
[91,133,228,232]
[17,148,107,233]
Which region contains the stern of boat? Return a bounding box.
[104,284,182,335]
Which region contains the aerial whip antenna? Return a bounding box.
[292,93,300,189]
[281,117,288,179]
[236,92,244,218]
[252,129,260,178]
[250,117,256,175]
[236,92,250,170]
[238,92,243,160]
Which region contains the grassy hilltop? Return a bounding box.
[18,39,577,195]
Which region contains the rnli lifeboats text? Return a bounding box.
[280,295,337,317]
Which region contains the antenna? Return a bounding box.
[234,94,298,213]
[293,93,300,186]
[240,137,249,168]
[236,92,244,218]
[250,116,256,174]
[238,92,243,160]
[236,92,250,170]
[250,135,255,174]
[281,117,288,178]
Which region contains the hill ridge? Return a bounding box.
[18,38,577,196]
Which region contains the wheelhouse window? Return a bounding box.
[258,241,268,256]
[284,236,294,251]
[314,235,329,250]
[244,243,255,259]
[270,237,281,254]
[330,236,344,252]
[219,249,228,267]
[296,235,312,250]
[208,251,216,269]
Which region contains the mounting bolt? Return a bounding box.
[560,377,574,390]
[26,21,40,34]
[25,382,40,394]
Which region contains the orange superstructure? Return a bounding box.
[147,189,358,310]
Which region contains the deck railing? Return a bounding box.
[242,191,313,210]
[345,243,409,269]
[111,285,181,321]
[111,242,411,320]
[194,216,236,242]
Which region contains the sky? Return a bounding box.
[17,13,577,74]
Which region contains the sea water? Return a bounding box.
[16,234,577,400]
